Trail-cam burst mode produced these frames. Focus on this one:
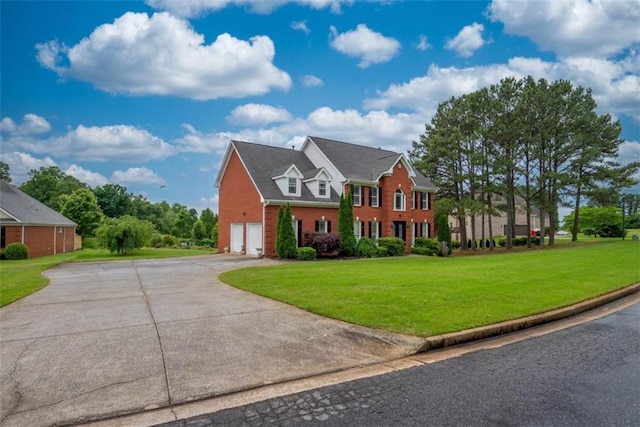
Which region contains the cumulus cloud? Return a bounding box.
[329,24,401,68]
[0,114,51,135]
[364,55,640,123]
[0,152,57,185]
[111,167,166,185]
[416,35,431,51]
[146,0,348,17]
[65,164,109,187]
[227,104,293,125]
[291,20,311,34]
[488,0,640,58]
[445,22,486,57]
[36,12,291,100]
[301,74,324,87]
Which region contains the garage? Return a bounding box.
[230,223,243,253]
[246,223,263,256]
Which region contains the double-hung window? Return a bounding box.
[316,220,329,233]
[352,185,362,206]
[288,177,297,194]
[394,189,406,211]
[369,221,379,241]
[421,192,429,210]
[319,180,327,196]
[411,191,417,209]
[369,187,379,207]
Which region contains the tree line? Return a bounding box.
[410,76,639,249]
[1,164,218,246]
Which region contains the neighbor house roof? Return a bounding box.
[225,140,340,204]
[0,181,76,226]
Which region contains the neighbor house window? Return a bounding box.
[352,185,362,206]
[319,180,327,196]
[369,186,379,207]
[394,189,406,211]
[421,192,429,210]
[288,177,297,194]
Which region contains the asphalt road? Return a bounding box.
[158,301,640,427]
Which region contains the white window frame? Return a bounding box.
[370,186,379,207]
[411,191,417,210]
[370,221,379,241]
[394,189,406,211]
[288,177,297,194]
[352,185,362,206]
[354,220,362,241]
[421,192,429,210]
[421,222,430,238]
[319,180,327,196]
[317,220,328,233]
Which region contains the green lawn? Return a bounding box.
[0,247,214,307]
[220,241,640,337]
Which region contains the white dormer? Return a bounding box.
[272,164,303,197]
[302,168,333,199]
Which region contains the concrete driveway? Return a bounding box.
[0,254,422,427]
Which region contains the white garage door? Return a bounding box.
[246,223,263,256]
[230,223,243,253]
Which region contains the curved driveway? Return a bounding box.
[0,255,422,427]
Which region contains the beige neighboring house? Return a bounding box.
[449,194,548,242]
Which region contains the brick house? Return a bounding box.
[215,136,436,257]
[0,180,77,258]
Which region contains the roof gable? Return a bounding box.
[0,181,76,226]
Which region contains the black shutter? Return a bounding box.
[378,188,382,207]
[378,221,382,238]
[315,220,319,232]
[327,221,332,233]
[368,221,372,238]
[298,221,303,247]
[361,221,365,239]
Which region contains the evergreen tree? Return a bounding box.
[437,214,452,256]
[338,192,357,256]
[275,205,285,256]
[276,203,297,258]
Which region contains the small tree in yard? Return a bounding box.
[437,214,452,256]
[192,219,207,243]
[276,204,297,258]
[338,192,357,256]
[97,215,155,255]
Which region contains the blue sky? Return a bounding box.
[1,0,639,213]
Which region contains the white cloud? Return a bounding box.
[36,12,291,100]
[111,167,166,185]
[291,20,311,35]
[146,0,349,17]
[227,104,293,125]
[445,22,486,57]
[198,194,220,214]
[65,164,108,187]
[175,124,237,154]
[0,114,51,135]
[619,140,640,165]
[488,0,640,58]
[364,55,640,123]
[416,35,431,51]
[329,24,401,68]
[301,75,324,87]
[0,152,57,185]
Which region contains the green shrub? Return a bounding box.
[82,237,100,249]
[356,237,378,258]
[414,237,440,255]
[4,242,29,260]
[162,234,177,247]
[498,238,507,247]
[378,237,405,256]
[412,246,437,256]
[0,249,5,260]
[452,240,462,250]
[149,234,163,248]
[297,247,317,261]
[199,238,216,248]
[376,246,389,257]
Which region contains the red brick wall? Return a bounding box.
[218,149,264,253]
[2,225,75,258]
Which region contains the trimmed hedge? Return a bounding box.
[304,232,342,256]
[412,237,439,256]
[377,237,405,256]
[4,242,29,260]
[297,247,317,261]
[356,237,378,258]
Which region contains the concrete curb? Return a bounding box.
[418,282,640,352]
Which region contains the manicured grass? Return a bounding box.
[0,247,214,307]
[220,241,640,337]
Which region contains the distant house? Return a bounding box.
[0,181,77,258]
[449,194,549,242]
[215,136,437,257]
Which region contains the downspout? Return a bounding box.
[53,225,57,254]
[262,201,267,258]
[21,225,25,244]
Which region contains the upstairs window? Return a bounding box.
[319,180,327,196]
[352,185,362,206]
[369,187,379,207]
[421,192,430,210]
[288,177,297,194]
[411,191,417,210]
[394,189,406,211]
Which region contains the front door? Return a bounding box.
[393,221,406,241]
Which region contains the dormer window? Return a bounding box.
[288,177,297,194]
[319,180,327,196]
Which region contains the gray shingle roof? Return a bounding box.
[308,136,436,189]
[232,141,339,204]
[0,181,76,226]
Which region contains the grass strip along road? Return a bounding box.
[221,241,640,337]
